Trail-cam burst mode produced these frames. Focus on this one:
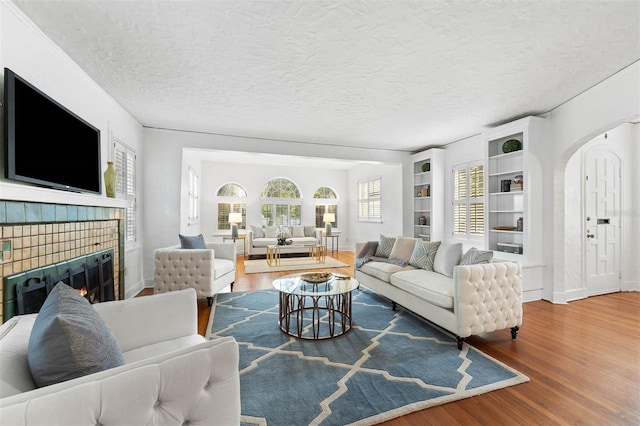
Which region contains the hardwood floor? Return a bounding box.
[142,251,640,425]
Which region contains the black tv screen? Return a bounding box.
[4,68,102,194]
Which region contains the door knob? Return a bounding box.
[587,233,595,238]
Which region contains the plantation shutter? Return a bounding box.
[358,177,382,221]
[453,167,467,235]
[114,139,136,243]
[452,164,484,238]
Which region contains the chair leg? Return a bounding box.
[207,297,213,307]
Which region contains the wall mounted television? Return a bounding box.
[3,68,102,194]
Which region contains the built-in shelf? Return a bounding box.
[411,149,444,241]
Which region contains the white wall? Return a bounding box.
[198,158,350,243]
[0,3,145,298]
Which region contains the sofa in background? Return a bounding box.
[246,225,323,258]
[154,240,236,305]
[355,236,523,349]
[0,288,240,425]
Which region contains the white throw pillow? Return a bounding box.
[433,241,463,278]
[265,226,278,238]
[292,226,305,238]
[389,237,418,262]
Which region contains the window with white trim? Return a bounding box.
[313,187,338,228]
[260,178,301,226]
[452,163,484,238]
[187,166,199,222]
[358,177,381,222]
[217,183,247,231]
[114,139,136,243]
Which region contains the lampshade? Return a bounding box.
[228,213,242,224]
[323,213,335,224]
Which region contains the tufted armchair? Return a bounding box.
[154,242,236,306]
[0,288,241,424]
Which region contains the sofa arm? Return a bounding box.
[0,337,241,425]
[453,261,523,338]
[94,288,198,353]
[206,242,236,262]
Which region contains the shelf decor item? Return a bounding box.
[421,162,430,172]
[103,162,117,198]
[502,139,522,153]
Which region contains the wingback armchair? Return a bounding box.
[154,242,236,306]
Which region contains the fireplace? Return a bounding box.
[11,250,115,315]
[0,200,125,323]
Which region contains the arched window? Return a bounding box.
[217,183,247,231]
[313,187,338,228]
[260,178,302,226]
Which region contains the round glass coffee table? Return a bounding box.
[272,272,359,340]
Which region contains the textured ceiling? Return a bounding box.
[12,0,640,152]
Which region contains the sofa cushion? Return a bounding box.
[251,226,265,238]
[433,241,463,278]
[214,258,236,279]
[390,269,454,309]
[0,314,38,397]
[375,235,395,258]
[459,247,494,265]
[251,238,277,248]
[304,226,316,237]
[179,234,206,249]
[28,283,125,388]
[358,261,415,283]
[409,240,441,271]
[292,226,305,238]
[389,237,418,262]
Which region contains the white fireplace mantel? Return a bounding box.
[0,181,131,209]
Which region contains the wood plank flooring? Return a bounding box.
[142,251,640,425]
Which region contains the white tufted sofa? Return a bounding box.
[354,242,523,349]
[154,242,236,306]
[0,288,241,424]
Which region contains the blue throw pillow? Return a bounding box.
[179,233,207,249]
[28,283,125,388]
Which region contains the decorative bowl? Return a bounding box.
[300,272,332,283]
[502,139,522,153]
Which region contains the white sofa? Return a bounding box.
[247,225,323,258]
[355,241,523,349]
[0,288,241,425]
[154,242,236,305]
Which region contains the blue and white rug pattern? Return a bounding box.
[209,288,529,426]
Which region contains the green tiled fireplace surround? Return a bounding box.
[0,200,125,323]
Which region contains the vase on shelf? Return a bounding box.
[103,162,116,198]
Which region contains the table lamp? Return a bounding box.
[228,213,242,239]
[323,213,335,236]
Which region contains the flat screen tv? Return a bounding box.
[4,68,102,194]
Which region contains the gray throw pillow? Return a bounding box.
[179,233,206,249]
[374,235,396,258]
[433,241,463,278]
[304,226,316,237]
[459,247,494,265]
[409,240,441,271]
[28,283,125,388]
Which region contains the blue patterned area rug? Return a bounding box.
[209,289,529,426]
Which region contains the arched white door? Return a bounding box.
[583,143,622,296]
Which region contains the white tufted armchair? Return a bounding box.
[154,242,236,306]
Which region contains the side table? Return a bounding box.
[223,235,246,259]
[324,235,339,256]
